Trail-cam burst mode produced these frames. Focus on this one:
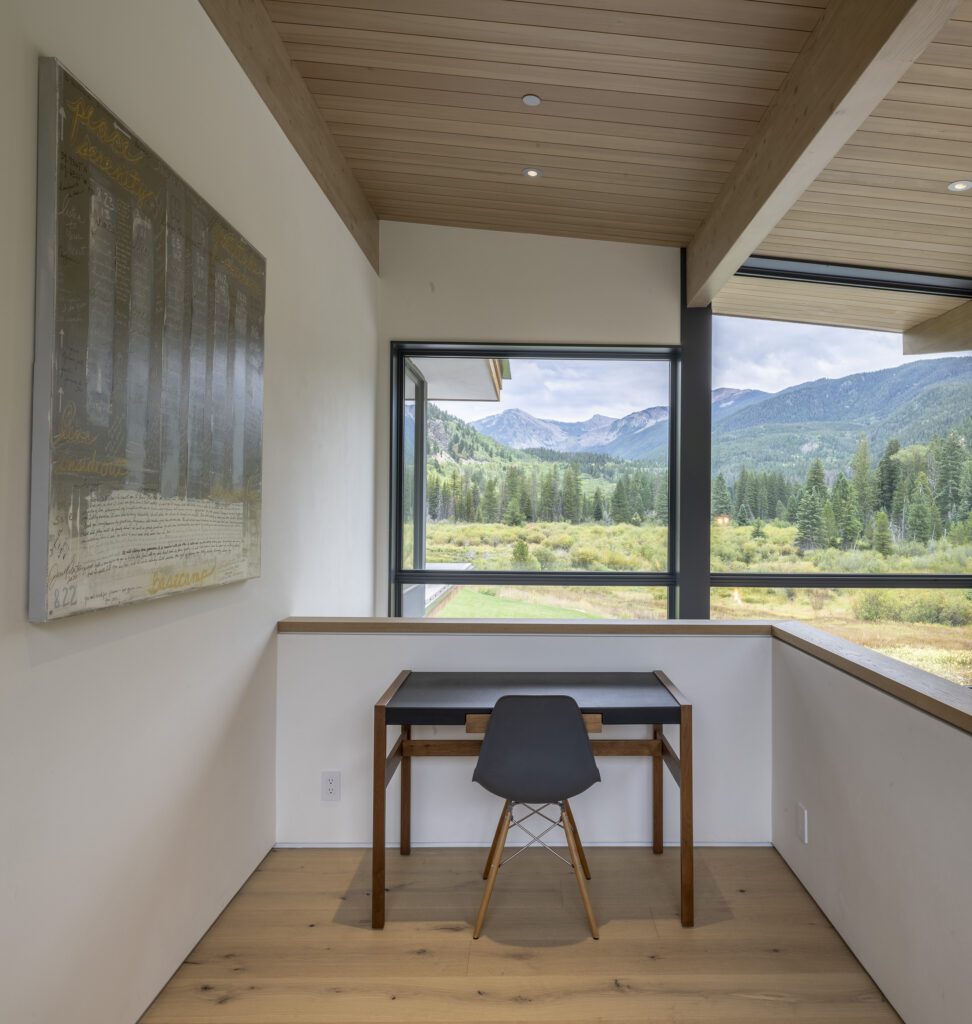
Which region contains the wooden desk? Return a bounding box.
[373,670,693,929]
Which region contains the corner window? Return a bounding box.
[710,314,972,685]
[392,345,676,618]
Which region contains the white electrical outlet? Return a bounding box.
[796,802,809,844]
[322,771,341,802]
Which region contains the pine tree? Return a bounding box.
[752,518,765,539]
[890,479,905,533]
[712,473,732,519]
[935,430,965,523]
[427,474,441,520]
[806,459,827,498]
[822,500,838,548]
[481,479,499,523]
[592,486,605,521]
[796,489,825,550]
[562,465,582,524]
[851,437,875,527]
[734,467,752,523]
[873,510,893,556]
[611,476,630,524]
[831,474,861,548]
[906,473,934,545]
[504,493,524,526]
[539,466,560,521]
[877,440,901,512]
[653,475,668,521]
[960,462,972,519]
[449,468,462,522]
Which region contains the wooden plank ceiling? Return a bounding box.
[246,0,972,332]
[712,276,968,333]
[265,0,827,247]
[758,2,972,278]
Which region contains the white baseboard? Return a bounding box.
[273,841,774,849]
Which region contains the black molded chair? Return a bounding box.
[471,694,601,938]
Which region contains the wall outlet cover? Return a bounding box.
[322,771,341,802]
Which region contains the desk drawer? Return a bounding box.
[465,712,603,734]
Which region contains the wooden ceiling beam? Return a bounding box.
[686,0,961,308]
[904,299,972,352]
[199,0,379,269]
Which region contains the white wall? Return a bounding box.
[379,221,680,347]
[277,631,772,847]
[375,222,681,609]
[0,4,379,1023]
[772,643,972,1024]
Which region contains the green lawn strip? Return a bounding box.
[433,588,603,620]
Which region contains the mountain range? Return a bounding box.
[468,356,972,476]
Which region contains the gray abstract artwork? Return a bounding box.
[29,59,265,621]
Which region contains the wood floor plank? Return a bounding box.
[139,848,901,1024]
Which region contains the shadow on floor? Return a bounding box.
[331,846,732,944]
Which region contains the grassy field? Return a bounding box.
[425,521,972,686]
[427,520,972,574]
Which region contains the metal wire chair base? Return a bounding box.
[473,798,599,940]
[500,802,573,870]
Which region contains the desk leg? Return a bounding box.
[680,707,694,927]
[652,724,664,855]
[372,706,387,929]
[400,725,412,855]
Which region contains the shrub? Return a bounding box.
[808,589,832,611]
[854,590,972,626]
[570,546,600,569]
[511,537,530,568]
[902,591,972,627]
[600,549,638,571]
[534,545,556,570]
[854,591,897,622]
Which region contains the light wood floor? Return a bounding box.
[140,846,901,1023]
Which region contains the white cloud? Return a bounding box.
[712,316,949,393]
[438,357,670,423]
[436,319,965,424]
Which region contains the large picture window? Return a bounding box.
[710,314,972,684]
[392,345,676,619]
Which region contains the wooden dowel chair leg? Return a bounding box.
[563,800,591,880]
[563,805,599,939]
[474,804,512,939]
[483,800,511,880]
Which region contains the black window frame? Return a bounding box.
[389,253,972,622]
[389,342,683,617]
[710,255,972,599]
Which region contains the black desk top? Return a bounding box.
[385,671,681,726]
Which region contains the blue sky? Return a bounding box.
[437,317,949,424]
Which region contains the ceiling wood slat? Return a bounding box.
[685,0,962,307]
[270,22,799,75]
[714,277,967,332]
[195,0,972,331]
[264,1,810,62]
[334,135,733,182]
[286,42,790,92]
[302,69,768,128]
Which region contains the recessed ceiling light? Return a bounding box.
[947,180,972,193]
[522,167,543,178]
[521,93,542,107]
